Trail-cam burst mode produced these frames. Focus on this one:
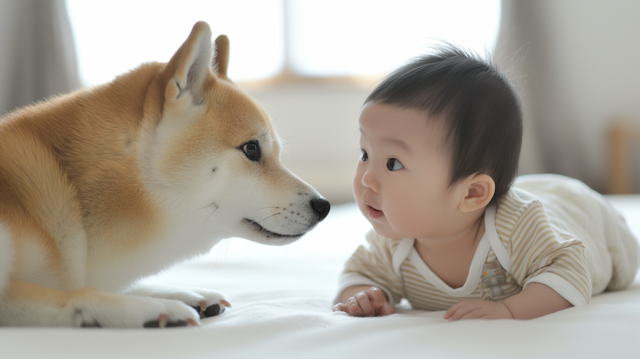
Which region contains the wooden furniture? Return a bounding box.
[608,123,640,194]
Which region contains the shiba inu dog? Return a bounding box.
[0,21,330,328]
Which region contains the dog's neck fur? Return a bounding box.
[0,62,172,276]
[6,62,164,175]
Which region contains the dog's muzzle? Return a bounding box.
[244,197,331,239]
[243,218,308,239]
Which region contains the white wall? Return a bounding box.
[247,80,375,204]
[497,0,640,192]
[544,0,640,189]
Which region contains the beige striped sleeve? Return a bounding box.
[496,195,591,306]
[335,229,405,305]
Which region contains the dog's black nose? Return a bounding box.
[310,197,331,221]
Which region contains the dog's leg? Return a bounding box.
[126,284,230,319]
[0,280,200,328]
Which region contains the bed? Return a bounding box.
[2,197,640,359]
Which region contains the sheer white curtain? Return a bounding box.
[494,0,640,192]
[0,0,79,116]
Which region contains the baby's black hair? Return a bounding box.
[365,44,523,204]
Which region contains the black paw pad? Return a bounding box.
[165,320,188,327]
[80,321,102,328]
[203,303,224,318]
[143,319,188,328]
[143,320,161,328]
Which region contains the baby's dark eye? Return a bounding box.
[360,150,368,162]
[387,158,404,171]
[240,140,261,162]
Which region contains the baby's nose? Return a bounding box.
[361,170,378,191]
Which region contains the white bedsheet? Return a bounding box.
[2,198,640,359]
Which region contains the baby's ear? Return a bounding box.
[458,174,495,212]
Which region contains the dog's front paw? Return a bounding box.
[138,299,201,328]
[65,291,201,328]
[180,288,231,319]
[126,285,230,319]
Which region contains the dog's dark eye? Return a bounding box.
[240,141,261,162]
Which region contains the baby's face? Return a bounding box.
[354,103,465,239]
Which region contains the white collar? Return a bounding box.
[391,204,509,296]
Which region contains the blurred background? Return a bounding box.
[1,0,639,205]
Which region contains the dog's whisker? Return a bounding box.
[199,202,218,211]
[246,206,280,213]
[272,113,284,125]
[260,127,271,138]
[202,203,219,231]
[214,238,230,267]
[256,213,280,224]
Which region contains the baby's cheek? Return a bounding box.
[393,198,435,233]
[386,205,421,235]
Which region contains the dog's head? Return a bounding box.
[139,22,329,245]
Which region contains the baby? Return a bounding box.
[333,46,640,320]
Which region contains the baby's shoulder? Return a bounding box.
[494,187,552,244]
[497,186,543,219]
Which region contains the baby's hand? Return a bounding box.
[444,300,513,321]
[333,287,395,317]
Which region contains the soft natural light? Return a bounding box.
[288,0,502,76]
[66,0,500,85]
[66,0,284,86]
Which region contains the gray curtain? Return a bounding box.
[494,0,640,193]
[0,0,79,116]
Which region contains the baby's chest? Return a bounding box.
[400,254,522,311]
[423,262,469,289]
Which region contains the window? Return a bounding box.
[288,0,501,77]
[66,0,500,86]
[66,0,284,85]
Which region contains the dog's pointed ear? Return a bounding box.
[213,35,230,78]
[164,21,213,105]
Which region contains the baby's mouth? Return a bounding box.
[368,205,384,219]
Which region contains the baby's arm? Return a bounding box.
[445,198,590,321]
[444,282,572,321]
[502,282,573,319]
[333,286,395,317]
[334,231,405,317]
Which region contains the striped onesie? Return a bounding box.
[337,175,640,310]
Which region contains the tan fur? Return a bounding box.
[0,22,329,328]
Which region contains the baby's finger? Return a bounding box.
[367,287,388,310]
[446,302,478,321]
[346,296,365,317]
[443,301,468,320]
[379,302,396,316]
[355,292,375,316]
[458,308,485,321]
[333,303,348,313]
